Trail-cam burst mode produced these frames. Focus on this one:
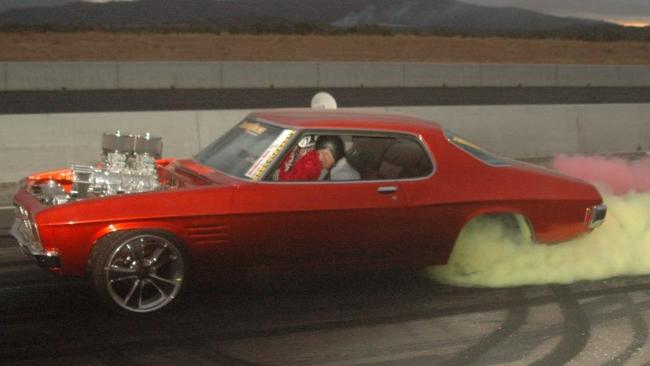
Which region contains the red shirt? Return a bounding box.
[279,150,322,181]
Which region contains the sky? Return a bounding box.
[461,0,650,27]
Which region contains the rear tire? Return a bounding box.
[479,213,533,245]
[454,213,533,247]
[90,230,188,314]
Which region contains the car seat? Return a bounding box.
[377,140,432,179]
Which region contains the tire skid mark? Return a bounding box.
[123,281,650,344]
[494,296,650,364]
[0,281,528,343]
[473,295,650,365]
[2,280,650,345]
[601,294,648,366]
[0,292,643,366]
[577,293,650,365]
[0,289,531,365]
[553,293,650,365]
[436,289,529,366]
[0,286,530,364]
[357,290,531,366]
[4,272,650,364]
[578,298,650,332]
[529,285,591,366]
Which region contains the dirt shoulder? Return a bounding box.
[2,32,650,64]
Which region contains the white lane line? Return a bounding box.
[0,206,14,210]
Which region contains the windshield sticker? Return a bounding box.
[245,129,296,180]
[238,121,267,136]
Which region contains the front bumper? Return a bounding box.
[10,220,60,269]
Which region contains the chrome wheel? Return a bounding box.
[103,234,185,313]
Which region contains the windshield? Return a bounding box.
[196,119,296,180]
[444,130,510,166]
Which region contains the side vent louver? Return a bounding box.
[186,225,230,245]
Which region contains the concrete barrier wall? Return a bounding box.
[0,63,5,90]
[1,103,649,183]
[6,62,119,90]
[389,105,650,158]
[222,62,319,88]
[3,62,650,90]
[404,63,481,87]
[117,62,222,89]
[479,64,558,87]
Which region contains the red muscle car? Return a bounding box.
[11,109,606,313]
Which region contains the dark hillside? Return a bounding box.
[0,0,609,34]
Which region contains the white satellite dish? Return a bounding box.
[310,92,337,110]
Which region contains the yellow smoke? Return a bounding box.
[429,193,650,287]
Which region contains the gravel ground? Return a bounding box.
[3,32,650,64]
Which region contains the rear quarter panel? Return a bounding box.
[402,129,602,265]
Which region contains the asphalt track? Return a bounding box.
[2,216,650,366]
[2,87,650,114]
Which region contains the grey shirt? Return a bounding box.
[320,157,361,181]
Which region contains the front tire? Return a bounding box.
[91,231,188,314]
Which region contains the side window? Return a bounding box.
[270,131,433,182]
[348,135,434,180]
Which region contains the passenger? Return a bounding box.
[315,136,360,181]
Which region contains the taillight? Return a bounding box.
[585,204,607,229]
[584,207,593,227]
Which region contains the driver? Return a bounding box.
[278,135,360,181]
[277,136,321,181]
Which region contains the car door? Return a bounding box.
[230,179,408,270]
[370,133,446,267]
[392,133,468,267]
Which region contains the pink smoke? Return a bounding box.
[551,155,650,195]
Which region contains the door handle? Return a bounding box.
[377,186,398,194]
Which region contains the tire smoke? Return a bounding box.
[429,155,650,287]
[551,154,650,194]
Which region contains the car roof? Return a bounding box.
[250,109,443,135]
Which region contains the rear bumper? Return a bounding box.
[10,220,60,269]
